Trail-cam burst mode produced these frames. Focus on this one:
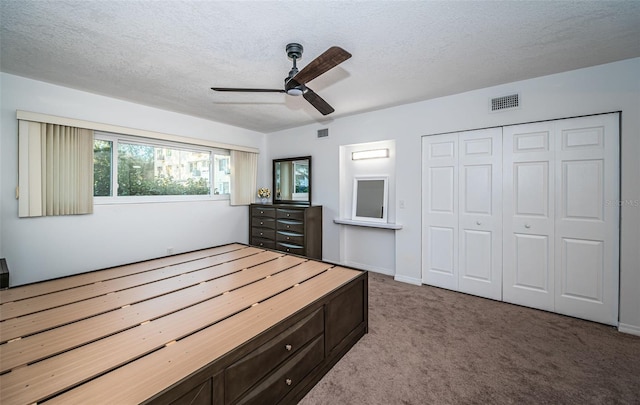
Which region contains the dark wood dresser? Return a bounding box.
[249,204,322,260]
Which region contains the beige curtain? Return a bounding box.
[230,150,258,206]
[19,121,94,217]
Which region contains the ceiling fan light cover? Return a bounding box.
[286,88,304,96]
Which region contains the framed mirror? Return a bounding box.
[352,176,388,223]
[273,156,311,205]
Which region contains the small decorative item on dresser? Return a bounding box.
[257,187,271,204]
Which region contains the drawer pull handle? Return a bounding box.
[260,211,264,214]
[260,222,264,225]
[285,378,292,386]
[285,344,292,351]
[286,248,290,252]
[286,237,290,240]
[286,225,290,229]
[476,221,481,225]
[286,213,290,217]
[525,224,531,229]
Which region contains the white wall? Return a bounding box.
[0,73,266,286]
[266,58,640,333]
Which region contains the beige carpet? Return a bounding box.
[299,272,640,405]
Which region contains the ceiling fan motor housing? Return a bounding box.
[286,43,303,60]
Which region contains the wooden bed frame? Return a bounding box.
[0,244,368,404]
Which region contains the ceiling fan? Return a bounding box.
[211,43,351,115]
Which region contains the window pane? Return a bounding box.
[117,143,211,196]
[213,154,230,195]
[94,139,112,196]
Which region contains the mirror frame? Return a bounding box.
[272,156,312,205]
[352,175,388,223]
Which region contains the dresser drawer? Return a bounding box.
[225,308,323,403]
[235,334,325,405]
[276,219,304,234]
[276,208,304,221]
[252,206,276,218]
[252,217,275,229]
[276,231,304,246]
[250,237,275,249]
[276,242,305,256]
[252,227,275,240]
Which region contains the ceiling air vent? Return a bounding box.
[490,93,520,112]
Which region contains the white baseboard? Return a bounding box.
[343,261,395,276]
[618,323,640,336]
[394,274,422,286]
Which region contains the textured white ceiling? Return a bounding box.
[1,1,639,133]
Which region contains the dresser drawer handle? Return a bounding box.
[260,232,263,236]
[286,225,290,229]
[285,378,292,386]
[286,248,290,252]
[286,237,290,240]
[286,213,290,217]
[285,344,292,351]
[260,210,264,214]
[260,221,264,225]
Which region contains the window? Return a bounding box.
[94,132,230,202]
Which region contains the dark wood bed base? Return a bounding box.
[0,244,368,404]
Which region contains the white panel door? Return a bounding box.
[458,128,503,300]
[503,123,556,311]
[554,114,619,325]
[422,134,458,289]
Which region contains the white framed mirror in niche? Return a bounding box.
[352,176,388,223]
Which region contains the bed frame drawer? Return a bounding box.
[235,335,325,405]
[225,308,323,403]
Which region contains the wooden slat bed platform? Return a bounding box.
[0,243,368,405]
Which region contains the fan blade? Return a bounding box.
[292,46,351,85]
[211,87,285,93]
[303,87,334,115]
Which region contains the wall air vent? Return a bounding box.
[317,128,329,138]
[490,93,520,112]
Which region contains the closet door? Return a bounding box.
[422,134,458,289]
[503,114,619,325]
[503,123,556,311]
[458,128,503,300]
[553,114,619,325]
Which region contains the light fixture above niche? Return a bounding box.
[351,148,389,160]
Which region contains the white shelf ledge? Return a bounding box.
[333,218,403,230]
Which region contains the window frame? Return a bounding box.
[94,131,231,204]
